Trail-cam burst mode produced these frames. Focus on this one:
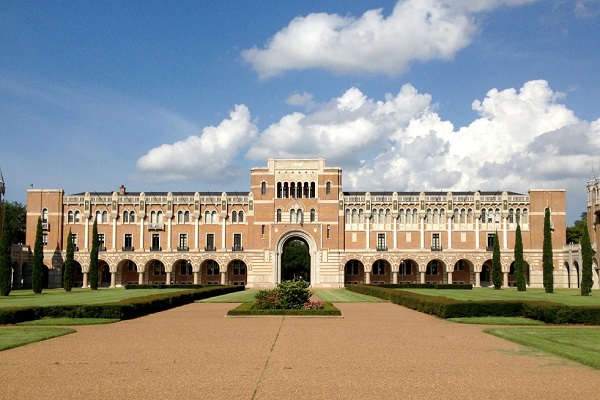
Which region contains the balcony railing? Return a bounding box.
[232,245,244,252]
[122,246,134,251]
[150,246,162,252]
[205,245,216,252]
[376,246,388,251]
[147,222,164,230]
[177,246,189,252]
[431,245,443,252]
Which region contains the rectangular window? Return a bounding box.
[431,233,441,251]
[377,233,386,251]
[97,233,105,250]
[151,234,160,251]
[426,260,438,275]
[326,181,331,195]
[42,234,48,246]
[206,234,215,251]
[124,234,133,250]
[233,233,242,251]
[71,233,77,248]
[326,224,330,239]
[261,181,267,195]
[179,234,188,251]
[261,224,265,238]
[400,261,412,275]
[487,233,495,251]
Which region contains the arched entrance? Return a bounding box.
[99,260,111,287]
[344,259,364,285]
[201,259,220,285]
[227,259,248,286]
[481,260,492,287]
[453,259,472,284]
[118,259,138,285]
[276,230,317,286]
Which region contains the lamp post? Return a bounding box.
[400,259,404,284]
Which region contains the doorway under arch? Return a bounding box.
[276,230,317,286]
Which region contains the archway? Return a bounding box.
[201,259,220,285]
[425,259,445,284]
[99,260,110,287]
[147,259,166,284]
[481,260,493,287]
[399,259,417,284]
[573,261,580,288]
[281,238,310,282]
[564,262,571,288]
[344,259,364,285]
[371,259,391,284]
[227,259,247,286]
[453,259,472,284]
[118,259,138,285]
[276,230,317,285]
[173,259,193,284]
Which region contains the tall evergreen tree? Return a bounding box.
[542,207,554,293]
[89,219,99,290]
[32,217,43,294]
[492,232,502,290]
[514,223,526,291]
[0,213,12,296]
[580,220,593,296]
[64,229,74,292]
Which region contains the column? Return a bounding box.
[420,217,425,249]
[420,271,425,284]
[447,216,452,249]
[110,272,116,288]
[138,272,144,285]
[83,272,88,288]
[220,271,226,285]
[84,219,89,251]
[475,218,480,249]
[447,271,453,285]
[392,271,398,284]
[221,218,226,250]
[193,271,199,285]
[112,218,117,250]
[475,271,481,287]
[503,271,508,288]
[139,218,145,250]
[167,218,172,251]
[166,271,171,285]
[393,217,397,249]
[503,217,508,249]
[365,271,371,284]
[365,216,370,249]
[194,217,199,250]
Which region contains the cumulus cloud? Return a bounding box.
[136,105,258,182]
[242,0,537,78]
[286,92,316,110]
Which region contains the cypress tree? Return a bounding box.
[492,232,502,290]
[580,220,593,296]
[0,213,12,296]
[32,217,43,294]
[542,207,554,293]
[64,229,74,292]
[89,219,99,290]
[514,223,526,291]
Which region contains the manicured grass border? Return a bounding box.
[0,327,76,351]
[485,327,600,369]
[447,316,546,325]
[227,301,342,316]
[0,285,245,325]
[16,318,119,326]
[346,285,600,325]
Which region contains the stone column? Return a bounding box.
[503,271,508,288]
[393,217,397,249]
[220,271,226,285]
[392,271,398,284]
[447,271,453,285]
[166,272,171,285]
[365,271,371,284]
[110,272,116,288]
[82,272,88,288]
[475,271,481,287]
[447,216,452,249]
[193,271,199,285]
[138,272,144,285]
[420,271,425,284]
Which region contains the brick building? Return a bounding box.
[21,158,595,289]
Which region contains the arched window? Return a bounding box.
[508,208,514,223]
[177,211,183,223]
[232,211,237,223]
[385,209,391,225]
[205,210,210,223]
[122,211,129,223]
[310,209,315,222]
[276,209,282,222]
[495,208,500,223]
[310,182,316,198]
[413,209,418,224]
[101,211,108,223]
[95,210,101,223]
[211,211,217,223]
[522,208,528,223]
[277,182,282,198]
[290,210,296,223]
[74,211,81,223]
[261,182,267,195]
[297,209,303,224]
[42,208,48,223]
[352,209,358,224]
[129,211,135,223]
[426,208,432,223]
[466,209,472,224]
[345,209,351,223]
[68,210,74,224]
[238,211,243,223]
[399,209,405,224]
[359,209,364,224]
[460,208,466,224]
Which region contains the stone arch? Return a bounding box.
[452,259,473,284]
[371,259,392,284]
[275,229,318,286]
[343,259,365,285]
[398,258,418,284]
[172,258,194,284]
[227,259,248,286]
[201,258,221,285]
[145,259,167,285]
[425,259,446,284]
[117,259,139,285]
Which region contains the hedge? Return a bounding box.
[378,283,473,290]
[346,285,600,325]
[227,301,341,316]
[0,285,244,325]
[125,284,207,289]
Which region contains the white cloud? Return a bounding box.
[136,105,258,182]
[242,0,537,78]
[286,92,316,110]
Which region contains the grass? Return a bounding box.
[401,288,600,306]
[485,327,600,369]
[0,327,76,351]
[447,316,546,325]
[0,287,193,308]
[227,301,341,316]
[16,318,119,326]
[197,289,259,303]
[313,289,386,302]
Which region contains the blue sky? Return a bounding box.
[1,0,600,224]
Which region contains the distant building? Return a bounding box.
[586,177,600,283]
[21,158,597,289]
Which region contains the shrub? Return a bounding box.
[252,280,312,310]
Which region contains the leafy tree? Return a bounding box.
[0,215,12,296]
[514,223,526,291]
[2,201,26,245]
[542,207,554,293]
[63,229,74,292]
[580,220,593,296]
[281,240,310,281]
[32,217,43,294]
[89,219,99,290]
[566,211,587,244]
[492,232,502,289]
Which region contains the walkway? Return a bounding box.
[0,302,598,399]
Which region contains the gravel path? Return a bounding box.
[0,302,598,399]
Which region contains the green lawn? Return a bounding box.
[485,327,600,369]
[0,327,76,351]
[448,316,546,325]
[16,318,119,326]
[401,288,600,306]
[198,289,259,303]
[313,289,386,302]
[0,288,193,308]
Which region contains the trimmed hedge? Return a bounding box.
[227,301,341,316]
[125,284,207,289]
[346,285,600,325]
[378,283,473,290]
[0,285,244,325]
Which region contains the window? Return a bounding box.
[238,211,244,222]
[68,211,74,223]
[373,260,386,275]
[261,224,265,238]
[205,210,210,223]
[123,211,129,223]
[508,208,514,224]
[129,211,135,223]
[233,233,242,251]
[211,211,217,223]
[232,260,246,275]
[184,211,189,223]
[326,181,331,195]
[454,260,465,271]
[102,211,108,223]
[487,233,495,250]
[151,234,160,251]
[377,233,386,251]
[206,234,215,251]
[399,261,412,275]
[153,260,165,275]
[290,209,296,223]
[276,209,282,222]
[426,261,438,275]
[178,211,184,223]
[42,234,48,246]
[206,260,219,275]
[431,233,441,251]
[124,234,133,250]
[297,209,303,224]
[345,260,360,275]
[97,233,105,250]
[179,234,188,251]
[232,211,237,223]
[128,261,137,272]
[261,181,267,195]
[71,233,77,248]
[42,208,48,223]
[310,209,315,222]
[74,211,80,223]
[180,260,192,275]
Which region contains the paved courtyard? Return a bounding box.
[0,302,598,399]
